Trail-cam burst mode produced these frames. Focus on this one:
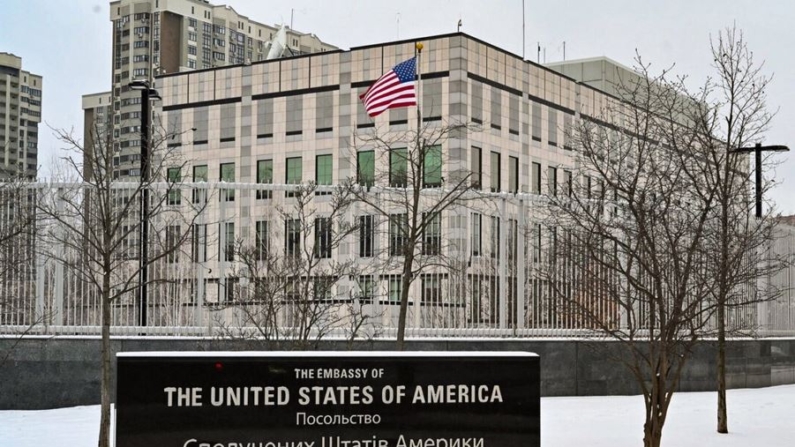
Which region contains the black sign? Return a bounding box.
[116,352,540,447]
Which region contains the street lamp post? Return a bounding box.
[733,143,789,217]
[128,80,160,327]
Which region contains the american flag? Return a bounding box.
[359,57,417,118]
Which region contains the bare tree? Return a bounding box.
[218,182,376,349]
[688,26,787,434]
[0,171,40,368]
[342,119,481,349]
[37,119,205,447]
[540,56,735,447]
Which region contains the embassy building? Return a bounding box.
[148,32,791,333]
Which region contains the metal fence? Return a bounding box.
[1,181,794,339]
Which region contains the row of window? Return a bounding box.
[471,146,573,195]
[205,274,454,307]
[169,145,573,198]
[176,211,441,266]
[165,212,562,275]
[168,148,442,205]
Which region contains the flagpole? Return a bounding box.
[415,42,423,132]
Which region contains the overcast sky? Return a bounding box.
[2,0,794,213]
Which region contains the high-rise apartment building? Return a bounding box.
[0,53,42,179]
[82,92,114,180]
[105,0,337,179]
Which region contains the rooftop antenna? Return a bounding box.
[457,18,462,32]
[290,8,294,29]
[563,41,566,61]
[396,13,400,39]
[537,42,540,63]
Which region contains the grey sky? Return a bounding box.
[2,0,793,213]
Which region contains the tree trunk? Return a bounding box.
[717,303,728,433]
[643,419,663,447]
[98,273,112,447]
[717,156,729,434]
[396,251,415,351]
[643,384,665,447]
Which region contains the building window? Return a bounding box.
[490,86,502,130]
[584,175,592,199]
[220,162,235,202]
[356,276,374,303]
[255,220,269,261]
[532,103,542,142]
[532,223,542,263]
[256,159,273,199]
[167,167,181,205]
[286,157,302,197]
[548,166,558,196]
[357,151,374,188]
[490,216,500,260]
[220,222,235,262]
[188,32,197,42]
[563,170,573,197]
[388,276,403,304]
[313,277,333,301]
[471,146,482,189]
[285,219,301,257]
[508,94,520,135]
[389,148,407,187]
[490,151,501,192]
[134,41,149,48]
[286,96,303,136]
[166,225,181,263]
[532,162,542,194]
[470,276,497,324]
[315,154,332,194]
[422,212,441,256]
[188,18,197,28]
[359,215,374,257]
[389,214,408,257]
[193,165,208,203]
[423,145,442,188]
[315,91,334,132]
[471,80,483,124]
[133,68,148,77]
[256,98,274,138]
[548,109,558,146]
[508,156,519,194]
[188,45,197,55]
[563,114,573,150]
[422,274,442,305]
[314,217,331,259]
[471,213,482,257]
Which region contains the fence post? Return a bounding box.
[498,197,507,329]
[516,197,525,331]
[52,188,65,328]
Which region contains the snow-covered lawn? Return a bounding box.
[2,385,794,446]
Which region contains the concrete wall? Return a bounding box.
[1,337,794,410]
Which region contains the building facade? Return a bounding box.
[0,53,42,179]
[107,0,338,179]
[148,32,620,330]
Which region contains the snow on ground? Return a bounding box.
[2,385,794,446]
[544,385,795,446]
